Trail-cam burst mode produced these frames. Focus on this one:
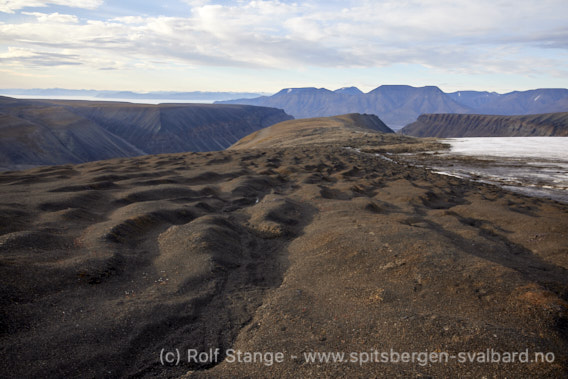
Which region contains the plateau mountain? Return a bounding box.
[0,96,292,170]
[217,86,568,129]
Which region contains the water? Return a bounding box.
[0,94,216,104]
[433,137,568,203]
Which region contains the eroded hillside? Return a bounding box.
[0,96,292,170]
[401,112,568,137]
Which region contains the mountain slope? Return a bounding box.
[65,102,292,153]
[0,97,292,170]
[0,98,145,170]
[363,85,472,127]
[400,112,568,137]
[223,88,360,120]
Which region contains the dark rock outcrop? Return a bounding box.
[400,112,568,137]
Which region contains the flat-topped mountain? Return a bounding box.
[218,85,471,129]
[448,88,568,115]
[0,96,292,170]
[217,85,568,129]
[401,112,568,137]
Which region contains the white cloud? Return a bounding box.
[0,46,80,66]
[22,12,78,23]
[0,0,566,80]
[0,0,103,14]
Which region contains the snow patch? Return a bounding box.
[434,137,568,203]
[442,137,568,161]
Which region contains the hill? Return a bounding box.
[400,112,568,137]
[1,114,567,377]
[0,96,292,170]
[230,113,394,150]
[217,86,568,129]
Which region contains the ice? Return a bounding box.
[442,137,568,161]
[433,137,568,203]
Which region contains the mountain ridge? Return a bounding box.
[217,85,568,129]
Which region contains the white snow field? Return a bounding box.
[435,137,568,203]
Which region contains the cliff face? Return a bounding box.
[0,97,292,170]
[69,103,292,154]
[400,112,568,137]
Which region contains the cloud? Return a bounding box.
[0,0,103,14]
[0,0,566,80]
[22,11,78,23]
[0,47,80,66]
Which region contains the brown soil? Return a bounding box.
[0,115,566,378]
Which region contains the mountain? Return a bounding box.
[334,86,364,96]
[363,85,471,128]
[223,87,360,120]
[448,89,568,115]
[0,96,292,170]
[400,112,568,137]
[217,85,568,130]
[446,90,502,110]
[218,85,472,129]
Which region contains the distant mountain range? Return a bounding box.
[400,112,568,137]
[0,88,267,101]
[0,96,291,170]
[217,85,568,129]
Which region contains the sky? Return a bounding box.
[1,0,567,94]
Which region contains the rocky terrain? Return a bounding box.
[218,86,568,129]
[400,112,568,137]
[0,96,292,170]
[0,114,566,378]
